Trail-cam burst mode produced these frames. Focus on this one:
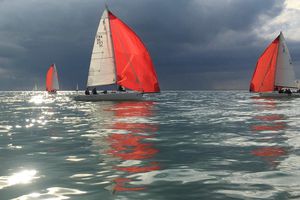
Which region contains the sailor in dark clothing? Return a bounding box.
[85,88,90,95]
[92,87,98,95]
[118,85,126,92]
[278,88,284,93]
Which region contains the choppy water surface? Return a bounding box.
[1,91,300,199]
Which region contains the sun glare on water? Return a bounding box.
[0,170,39,190]
[29,95,45,104]
[29,93,56,105]
[8,170,38,186]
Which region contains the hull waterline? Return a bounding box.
[258,92,300,98]
[74,92,143,101]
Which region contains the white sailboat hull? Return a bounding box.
[259,92,300,98]
[74,92,143,101]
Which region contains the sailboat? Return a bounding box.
[33,82,38,91]
[74,7,160,101]
[46,64,59,94]
[250,32,299,97]
[76,83,79,92]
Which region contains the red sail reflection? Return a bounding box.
[250,98,287,166]
[252,114,286,131]
[105,101,160,192]
[252,147,286,157]
[250,97,278,110]
[251,123,286,131]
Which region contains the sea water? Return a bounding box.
[1,91,300,200]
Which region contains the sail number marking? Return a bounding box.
[96,34,103,47]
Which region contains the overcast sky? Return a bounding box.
[1,0,300,90]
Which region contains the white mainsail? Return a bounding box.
[52,64,59,90]
[87,9,116,87]
[275,33,296,88]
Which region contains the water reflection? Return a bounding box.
[0,170,39,190]
[90,101,160,193]
[12,187,86,200]
[250,98,288,167]
[252,114,286,131]
[29,92,57,105]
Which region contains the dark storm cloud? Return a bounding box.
[0,0,285,90]
[118,0,284,90]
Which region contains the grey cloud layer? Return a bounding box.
[0,0,286,90]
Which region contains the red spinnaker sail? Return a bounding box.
[108,12,160,93]
[250,36,280,92]
[46,64,54,92]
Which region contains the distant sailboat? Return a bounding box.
[250,32,299,97]
[33,83,38,91]
[74,6,160,101]
[46,64,59,93]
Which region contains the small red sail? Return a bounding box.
[46,64,54,92]
[250,36,280,92]
[108,12,160,93]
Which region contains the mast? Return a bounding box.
[106,5,118,89]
